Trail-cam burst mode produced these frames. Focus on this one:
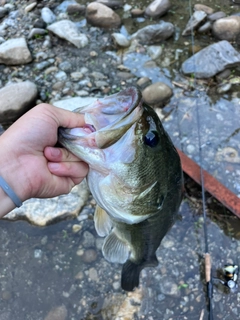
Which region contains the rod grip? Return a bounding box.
[205,253,211,283]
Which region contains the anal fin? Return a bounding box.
[94,205,113,237]
[102,228,130,264]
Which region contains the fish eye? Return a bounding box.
[144,130,159,147]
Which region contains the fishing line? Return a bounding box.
[186,1,213,319]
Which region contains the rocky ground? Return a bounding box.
[1,0,240,319]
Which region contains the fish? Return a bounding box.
[58,87,183,291]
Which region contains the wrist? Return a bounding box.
[0,136,30,215]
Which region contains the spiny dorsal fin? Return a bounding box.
[102,228,130,264]
[94,205,113,237]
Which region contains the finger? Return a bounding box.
[44,146,81,162]
[49,104,86,129]
[48,161,89,181]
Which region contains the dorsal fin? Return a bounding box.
[94,205,113,237]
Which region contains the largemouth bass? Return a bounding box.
[58,87,183,291]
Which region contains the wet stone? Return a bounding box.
[82,249,98,263]
[33,18,47,29]
[131,21,174,45]
[0,37,32,65]
[208,11,226,21]
[145,0,171,18]
[24,2,37,13]
[0,81,37,121]
[142,82,173,107]
[70,72,83,81]
[41,7,56,24]
[182,10,207,36]
[59,61,72,71]
[44,305,67,320]
[96,0,124,9]
[47,20,89,49]
[55,71,67,81]
[198,21,212,33]
[0,7,8,18]
[86,2,121,28]
[212,16,240,41]
[181,40,240,78]
[159,277,180,297]
[67,3,86,15]
[28,28,47,39]
[82,231,95,248]
[194,4,214,15]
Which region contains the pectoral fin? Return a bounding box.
[102,229,130,264]
[94,205,113,237]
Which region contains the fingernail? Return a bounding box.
[51,148,61,158]
[48,163,60,171]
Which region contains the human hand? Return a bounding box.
[0,104,89,208]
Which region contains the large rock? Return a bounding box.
[131,21,174,45]
[212,16,240,41]
[86,2,121,28]
[47,20,88,49]
[142,82,173,108]
[181,40,240,78]
[0,81,38,122]
[0,38,32,65]
[145,0,171,18]
[5,182,89,226]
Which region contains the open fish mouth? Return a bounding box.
[58,87,143,149]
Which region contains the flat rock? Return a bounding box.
[181,40,240,78]
[0,37,32,65]
[145,0,171,18]
[131,21,174,45]
[47,20,88,48]
[182,10,207,36]
[0,81,38,122]
[86,2,121,28]
[5,182,89,226]
[212,16,240,41]
[142,82,173,107]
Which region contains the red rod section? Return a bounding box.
[177,148,240,218]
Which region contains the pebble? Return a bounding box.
[24,2,37,13]
[82,231,95,248]
[41,7,56,24]
[82,249,98,263]
[55,71,67,81]
[34,249,43,259]
[89,267,98,281]
[72,224,82,233]
[44,305,67,320]
[71,72,84,81]
[186,144,195,154]
[59,61,72,71]
[28,28,47,39]
[35,60,52,71]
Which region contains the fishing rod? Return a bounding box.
[187,1,213,319]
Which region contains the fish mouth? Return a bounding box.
[58,87,143,149]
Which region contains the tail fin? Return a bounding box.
[121,256,158,291]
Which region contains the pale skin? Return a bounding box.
[0,103,89,218]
